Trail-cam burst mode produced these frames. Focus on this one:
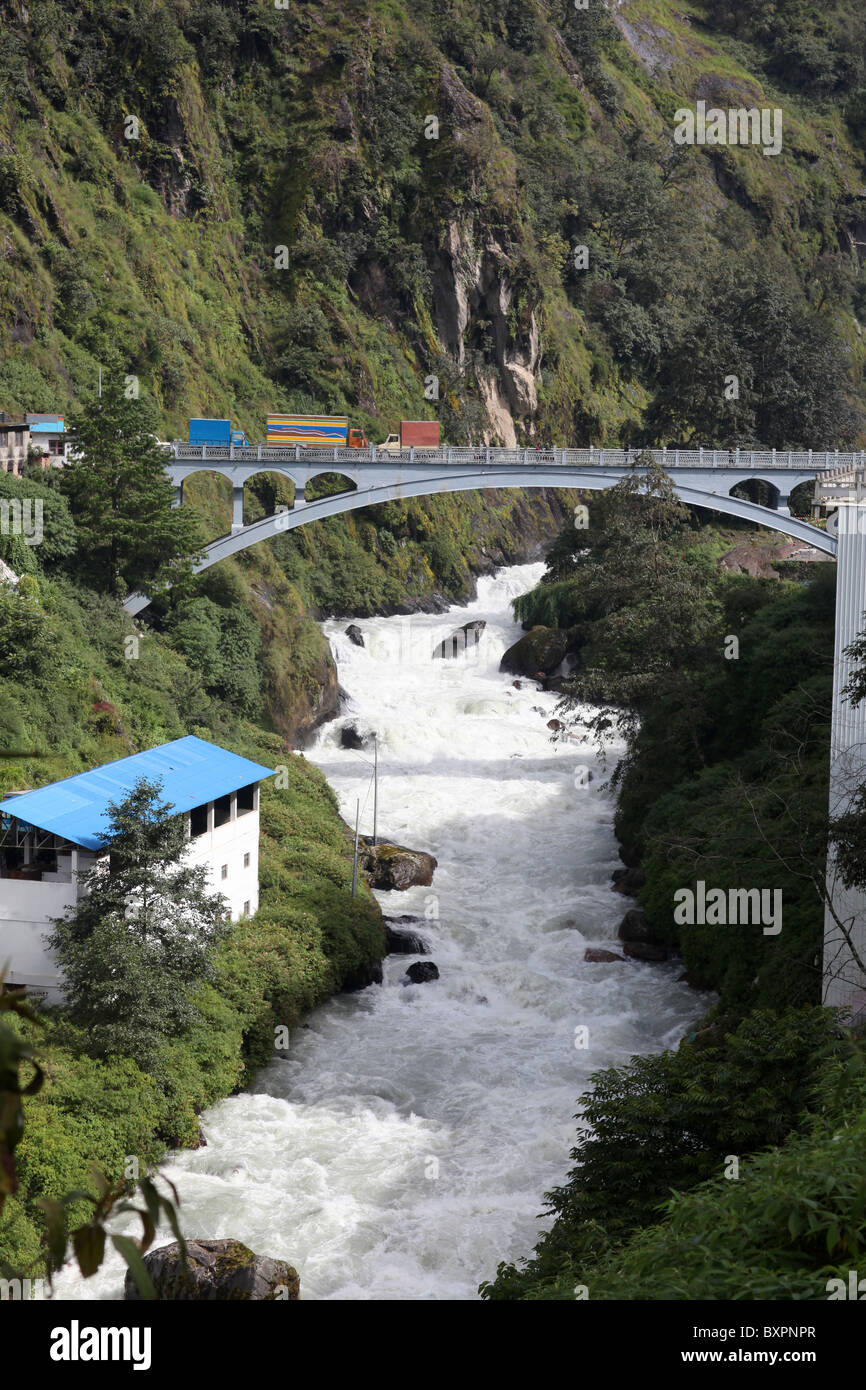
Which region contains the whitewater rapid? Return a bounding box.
[56,563,703,1300]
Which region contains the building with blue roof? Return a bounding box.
[25,413,66,461]
[0,736,275,999]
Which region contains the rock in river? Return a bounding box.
[340,722,371,750]
[611,866,647,896]
[584,948,626,963]
[345,624,365,647]
[360,839,437,890]
[433,620,486,660]
[622,941,668,963]
[499,626,571,678]
[340,959,384,992]
[405,960,440,984]
[616,908,655,944]
[384,918,430,954]
[124,1238,299,1301]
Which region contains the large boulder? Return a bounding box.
[360,839,437,890]
[340,722,370,750]
[405,961,439,984]
[433,620,486,660]
[124,1239,299,1301]
[499,626,570,678]
[345,624,365,647]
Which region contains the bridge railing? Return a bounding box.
[165,442,866,471]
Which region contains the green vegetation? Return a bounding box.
[484,1026,866,1300]
[1,0,864,445]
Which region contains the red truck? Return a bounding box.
[377,421,441,455]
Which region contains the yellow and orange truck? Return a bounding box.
[266,414,368,449]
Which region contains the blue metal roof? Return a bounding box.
[26,416,64,434]
[0,736,274,850]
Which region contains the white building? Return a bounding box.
[25,414,68,467]
[0,735,274,1001]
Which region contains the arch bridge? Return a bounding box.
[123,442,852,616]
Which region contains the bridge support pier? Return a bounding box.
[172,485,183,509]
[231,485,244,533]
[823,503,866,1024]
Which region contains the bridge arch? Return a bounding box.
[170,466,234,510]
[303,471,359,502]
[728,476,782,511]
[244,470,297,517]
[125,466,836,615]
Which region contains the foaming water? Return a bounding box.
[55,564,703,1301]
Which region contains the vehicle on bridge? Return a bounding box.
[188,418,249,447]
[266,414,368,450]
[378,420,441,455]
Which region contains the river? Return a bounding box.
[56,563,703,1300]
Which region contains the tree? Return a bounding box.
[59,381,203,596]
[549,458,723,768]
[48,777,228,1067]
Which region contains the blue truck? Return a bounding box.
[188,418,249,447]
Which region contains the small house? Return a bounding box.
[25,414,67,467]
[0,736,275,1000]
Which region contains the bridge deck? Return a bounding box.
[165,443,863,471]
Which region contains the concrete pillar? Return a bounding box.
[231,485,244,532]
[824,502,866,1023]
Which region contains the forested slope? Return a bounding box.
[1,0,864,447]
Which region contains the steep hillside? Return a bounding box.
[2,0,866,738]
[1,0,864,445]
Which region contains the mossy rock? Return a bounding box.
[124,1238,300,1301]
[499,626,571,677]
[359,838,437,890]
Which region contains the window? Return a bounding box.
[236,783,255,815]
[213,794,232,828]
[190,804,208,837]
[244,852,250,869]
[243,900,250,916]
[221,864,228,880]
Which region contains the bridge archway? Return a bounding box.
[304,471,359,503]
[245,470,297,519]
[729,477,782,511]
[172,468,234,538]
